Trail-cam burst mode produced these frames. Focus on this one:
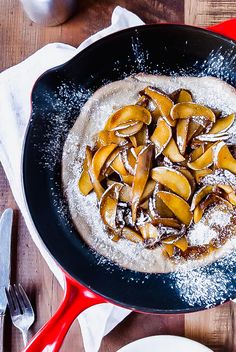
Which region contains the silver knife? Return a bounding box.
[0,208,13,352]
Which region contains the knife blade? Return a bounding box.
[0,208,13,315]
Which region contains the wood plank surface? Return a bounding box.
[0,1,235,351]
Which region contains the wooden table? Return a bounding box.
[0,1,236,351]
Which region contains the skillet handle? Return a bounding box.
[207,19,236,41]
[22,274,106,352]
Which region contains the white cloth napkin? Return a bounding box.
[0,6,144,352]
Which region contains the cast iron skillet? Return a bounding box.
[23,21,236,351]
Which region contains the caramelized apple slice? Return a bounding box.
[110,153,129,177]
[193,169,213,183]
[175,237,188,251]
[86,147,104,200]
[121,148,137,175]
[179,168,196,194]
[122,175,134,186]
[135,125,149,146]
[107,105,152,130]
[193,194,233,223]
[115,121,143,137]
[143,87,175,126]
[187,121,202,143]
[92,144,117,179]
[140,179,156,203]
[162,138,185,162]
[140,200,149,209]
[177,89,193,103]
[187,142,218,170]
[122,227,143,243]
[214,142,236,174]
[189,145,205,162]
[96,130,126,148]
[163,243,175,257]
[131,144,153,223]
[176,118,189,155]
[155,191,193,226]
[100,183,123,230]
[151,217,181,229]
[78,153,93,196]
[150,117,172,156]
[106,180,131,203]
[209,113,235,134]
[129,136,137,147]
[217,184,236,205]
[190,185,214,211]
[150,189,175,218]
[78,169,93,196]
[139,223,160,239]
[151,167,192,200]
[171,102,215,122]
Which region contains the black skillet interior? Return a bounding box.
[23,24,236,313]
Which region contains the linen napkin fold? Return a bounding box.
[0,6,144,352]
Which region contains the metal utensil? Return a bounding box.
[0,208,13,352]
[5,284,35,347]
[20,0,77,26]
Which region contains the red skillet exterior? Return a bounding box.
[23,19,236,352]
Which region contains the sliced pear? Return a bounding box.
[122,227,143,243]
[86,147,104,200]
[187,142,218,170]
[150,117,172,156]
[171,102,215,122]
[209,113,235,134]
[131,144,153,223]
[96,130,126,148]
[139,223,160,239]
[106,105,152,130]
[115,121,143,137]
[190,185,214,211]
[214,142,236,174]
[92,144,117,179]
[162,138,185,162]
[151,217,181,228]
[143,87,175,126]
[176,118,189,155]
[177,89,193,103]
[155,191,193,226]
[140,200,149,209]
[193,169,213,183]
[102,148,120,175]
[151,167,192,200]
[151,107,162,123]
[111,120,138,131]
[100,183,123,230]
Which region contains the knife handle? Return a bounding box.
[0,315,4,352]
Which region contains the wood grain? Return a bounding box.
[0,0,235,351]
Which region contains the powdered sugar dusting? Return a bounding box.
[33,32,236,309]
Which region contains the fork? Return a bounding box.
[5,284,35,347]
